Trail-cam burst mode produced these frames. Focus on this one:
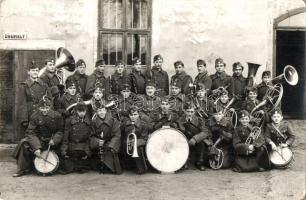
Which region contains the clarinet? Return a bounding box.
[99,131,105,174]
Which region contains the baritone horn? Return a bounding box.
[271,65,299,86]
[127,128,139,158]
[247,62,261,88]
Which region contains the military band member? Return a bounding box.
[232,110,269,172]
[193,59,212,91]
[170,60,193,95]
[85,59,109,99]
[65,59,88,99]
[213,89,234,113]
[210,58,231,94]
[121,107,150,174]
[176,103,212,171]
[19,62,50,129]
[90,104,122,174]
[88,83,107,118]
[145,54,169,97]
[129,57,146,95]
[206,107,234,169]
[12,97,64,177]
[60,102,91,174]
[264,109,295,168]
[257,70,272,101]
[242,87,260,114]
[167,81,186,115]
[190,83,211,119]
[109,60,129,95]
[229,62,247,109]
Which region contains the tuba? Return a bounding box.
[127,128,139,158]
[247,62,261,88]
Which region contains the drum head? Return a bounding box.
[34,151,59,174]
[146,128,189,173]
[269,147,293,168]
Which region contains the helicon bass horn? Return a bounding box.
[271,65,299,86]
[247,62,261,88]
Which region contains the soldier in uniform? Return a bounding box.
[242,87,260,114]
[176,102,212,171]
[145,54,169,97]
[12,97,64,177]
[210,58,232,94]
[167,81,186,116]
[229,62,247,109]
[109,60,129,95]
[193,59,212,91]
[19,61,50,130]
[129,57,146,95]
[65,59,88,99]
[60,102,91,174]
[90,104,122,174]
[88,83,107,118]
[256,70,272,101]
[170,60,193,95]
[121,107,150,174]
[85,59,109,99]
[190,83,212,119]
[206,107,234,169]
[232,110,269,172]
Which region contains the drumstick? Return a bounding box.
[36,154,56,166]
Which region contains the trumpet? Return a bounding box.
[127,128,139,158]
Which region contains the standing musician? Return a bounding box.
[210,58,231,94]
[85,59,109,99]
[206,106,234,169]
[60,102,91,174]
[256,70,272,101]
[170,60,193,95]
[145,54,169,97]
[264,109,295,168]
[109,60,129,95]
[12,97,64,177]
[121,106,150,174]
[232,110,269,172]
[193,59,212,91]
[19,61,50,130]
[129,57,146,95]
[176,102,212,171]
[167,81,186,116]
[65,59,88,99]
[90,104,122,174]
[229,62,247,109]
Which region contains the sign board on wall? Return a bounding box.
[3,32,27,40]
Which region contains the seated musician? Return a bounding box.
[12,97,64,177]
[242,87,260,114]
[213,89,235,113]
[191,83,212,119]
[109,60,129,95]
[206,106,234,169]
[88,82,107,118]
[151,96,179,131]
[90,104,122,174]
[264,109,295,168]
[60,102,91,174]
[121,106,150,174]
[54,80,81,119]
[232,110,269,172]
[176,102,212,171]
[167,81,186,116]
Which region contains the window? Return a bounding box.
[98,0,152,68]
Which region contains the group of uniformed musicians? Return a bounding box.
[12,54,295,177]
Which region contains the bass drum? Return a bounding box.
[146,127,189,173]
[269,146,293,168]
[34,150,60,174]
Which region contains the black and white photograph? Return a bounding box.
[0,0,305,199]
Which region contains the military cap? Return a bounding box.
[161,96,170,103]
[132,57,141,65]
[38,95,52,108]
[94,82,105,91]
[174,60,184,68]
[28,61,39,70]
[232,62,244,70]
[66,80,76,89]
[146,80,156,88]
[121,83,131,91]
[170,81,182,88]
[76,59,86,67]
[246,86,258,94]
[153,54,163,62]
[95,59,105,67]
[220,88,229,96]
[196,83,208,92]
[184,101,196,110]
[45,58,54,65]
[115,60,124,66]
[197,59,206,66]
[270,108,282,116]
[75,101,87,111]
[239,110,250,118]
[262,70,271,78]
[215,58,226,67]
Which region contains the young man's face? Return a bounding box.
[116,64,125,74]
[175,64,184,74]
[28,68,39,79]
[215,63,225,73]
[161,101,170,112]
[196,89,206,99]
[239,116,250,126]
[121,89,131,99]
[197,64,206,73]
[171,86,181,96]
[76,110,86,118]
[46,61,55,73]
[67,86,77,96]
[97,108,107,119]
[185,108,195,119]
[146,86,156,97]
[154,58,163,69]
[134,61,142,72]
[129,111,140,122]
[248,91,258,101]
[93,89,103,100]
[262,76,271,84]
[220,94,229,104]
[233,66,243,76]
[271,113,283,124]
[77,64,86,75]
[96,64,105,73]
[39,106,50,116]
[213,111,224,122]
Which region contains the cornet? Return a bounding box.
[127,128,139,158]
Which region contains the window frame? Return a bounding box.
[97,0,152,70]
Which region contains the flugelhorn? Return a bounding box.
[127,128,139,158]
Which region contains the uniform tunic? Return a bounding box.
[129,70,146,95]
[194,72,212,91]
[145,67,169,96]
[210,72,232,92]
[65,71,88,98]
[85,69,109,98]
[170,72,193,95]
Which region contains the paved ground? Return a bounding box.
[0,120,305,200]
